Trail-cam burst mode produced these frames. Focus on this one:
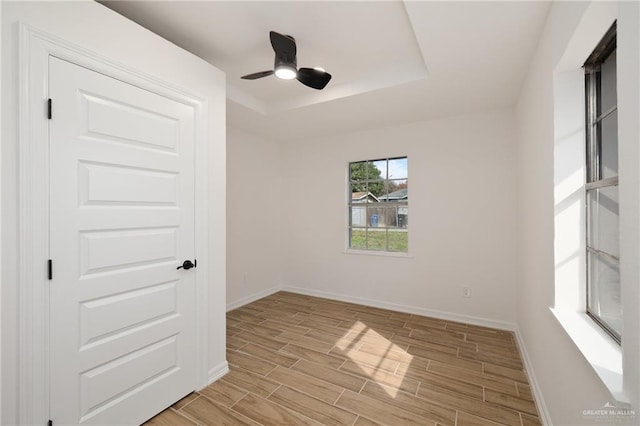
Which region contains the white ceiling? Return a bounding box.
[100,0,551,142]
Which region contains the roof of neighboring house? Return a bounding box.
[351,192,380,202]
[378,188,408,201]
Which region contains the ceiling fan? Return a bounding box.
[241,31,332,90]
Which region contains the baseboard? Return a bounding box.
[226,285,282,312]
[282,286,517,331]
[207,360,229,386]
[514,329,552,425]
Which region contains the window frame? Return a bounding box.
[583,22,621,344]
[347,156,408,254]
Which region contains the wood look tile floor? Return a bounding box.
[144,292,541,426]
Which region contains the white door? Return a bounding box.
[49,56,197,425]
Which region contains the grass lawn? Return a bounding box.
[350,228,408,252]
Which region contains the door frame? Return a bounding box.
[18,24,211,425]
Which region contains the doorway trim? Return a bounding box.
[18,24,211,425]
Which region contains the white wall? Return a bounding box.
[0,2,3,421]
[1,2,226,424]
[618,1,640,409]
[516,1,640,423]
[227,126,282,309]
[279,109,518,328]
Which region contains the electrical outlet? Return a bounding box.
[462,286,471,298]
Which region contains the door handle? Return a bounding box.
[177,259,196,270]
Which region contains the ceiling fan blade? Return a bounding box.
[241,70,274,80]
[296,68,332,90]
[270,31,296,63]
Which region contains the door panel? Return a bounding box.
[83,93,179,151]
[79,281,178,346]
[79,227,178,274]
[49,56,197,425]
[80,336,179,416]
[79,161,178,206]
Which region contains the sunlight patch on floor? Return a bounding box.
[337,321,413,397]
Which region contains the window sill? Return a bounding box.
[550,308,629,405]
[343,249,413,258]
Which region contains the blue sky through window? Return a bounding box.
[372,157,407,180]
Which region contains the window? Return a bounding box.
[348,157,408,252]
[584,22,621,343]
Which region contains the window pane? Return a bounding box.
[588,186,619,257]
[349,161,367,182]
[351,184,373,203]
[380,179,408,202]
[371,160,386,180]
[383,206,407,229]
[388,157,408,180]
[599,49,616,114]
[350,206,366,228]
[398,206,408,229]
[384,206,398,228]
[588,251,622,336]
[367,229,386,250]
[368,206,383,228]
[388,229,408,252]
[598,109,618,179]
[367,180,384,198]
[383,207,393,228]
[349,228,366,249]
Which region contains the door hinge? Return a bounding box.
[48,259,53,280]
[47,98,52,119]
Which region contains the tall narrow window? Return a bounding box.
[584,22,621,343]
[348,157,408,252]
